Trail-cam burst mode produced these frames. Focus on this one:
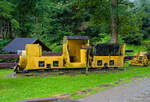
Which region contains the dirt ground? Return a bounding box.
[78,78,150,102]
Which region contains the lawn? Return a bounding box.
[0,66,150,102]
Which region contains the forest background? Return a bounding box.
[0,0,150,52]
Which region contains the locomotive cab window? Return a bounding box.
[53,61,59,67]
[39,61,45,67]
[97,60,102,66]
[110,60,114,66]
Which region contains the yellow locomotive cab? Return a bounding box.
[63,36,90,68]
[16,36,90,72]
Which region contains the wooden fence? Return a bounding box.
[0,54,18,69]
[0,54,18,59]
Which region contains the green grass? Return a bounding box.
[1,66,150,102]
[0,69,13,78]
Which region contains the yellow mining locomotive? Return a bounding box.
[130,52,150,66]
[15,36,125,72]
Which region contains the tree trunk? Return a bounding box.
[36,17,39,35]
[1,23,4,40]
[110,0,118,44]
[0,23,2,39]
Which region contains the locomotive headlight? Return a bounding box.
[110,60,114,66]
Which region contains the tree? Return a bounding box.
[0,1,19,39]
[110,0,118,44]
[15,0,40,37]
[136,0,150,39]
[0,0,146,50]
[71,0,144,44]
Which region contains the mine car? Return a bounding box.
[92,44,125,68]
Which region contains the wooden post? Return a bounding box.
[0,23,2,39]
[85,46,91,74]
[86,49,89,74]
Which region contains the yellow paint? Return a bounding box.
[92,56,124,68]
[62,36,89,68]
[91,45,125,68]
[16,36,125,72]
[130,52,149,66]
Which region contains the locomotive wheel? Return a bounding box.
[104,63,108,69]
[114,67,118,70]
[14,65,24,73]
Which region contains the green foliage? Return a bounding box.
[91,33,110,44]
[143,41,150,52]
[0,0,19,39]
[118,5,145,44]
[145,44,150,52]
[0,40,10,54]
[0,0,148,51]
[50,43,62,52]
[0,1,14,19]
[70,0,145,45]
[134,0,150,39]
[0,40,10,49]
[125,44,146,56]
[27,0,104,51]
[122,33,143,45]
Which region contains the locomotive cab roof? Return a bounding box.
[65,36,89,40]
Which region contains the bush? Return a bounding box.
[122,33,143,45]
[0,40,11,54]
[91,33,124,45]
[143,41,150,52]
[50,43,62,52]
[90,33,110,44]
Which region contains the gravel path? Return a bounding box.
[78,78,150,102]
